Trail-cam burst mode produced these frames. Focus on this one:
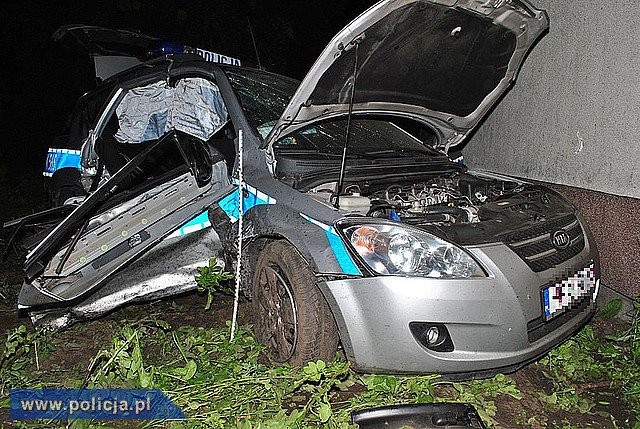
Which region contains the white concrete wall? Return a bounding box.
[463,0,640,199]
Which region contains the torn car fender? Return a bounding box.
[209,190,362,280]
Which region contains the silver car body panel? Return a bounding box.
[318,233,597,374]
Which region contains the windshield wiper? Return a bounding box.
[277,149,372,159]
[363,148,438,157]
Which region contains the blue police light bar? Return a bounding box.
[152,41,187,55]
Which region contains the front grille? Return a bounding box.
[501,214,585,272]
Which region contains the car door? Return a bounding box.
[19,73,235,308]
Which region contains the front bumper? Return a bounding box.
[318,240,597,375]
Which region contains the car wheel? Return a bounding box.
[251,240,338,365]
[50,168,86,207]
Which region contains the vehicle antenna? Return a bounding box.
[333,38,361,209]
[247,16,263,70]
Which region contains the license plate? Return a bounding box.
[542,264,597,321]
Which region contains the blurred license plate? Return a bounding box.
[542,264,597,321]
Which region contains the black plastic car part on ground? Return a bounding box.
[351,403,487,428]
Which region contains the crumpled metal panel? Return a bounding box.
[29,228,223,330]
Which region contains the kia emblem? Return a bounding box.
[551,230,570,249]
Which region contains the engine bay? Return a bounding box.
[305,171,574,244]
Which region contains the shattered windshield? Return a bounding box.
[223,68,299,138]
[275,119,440,158]
[223,68,441,159]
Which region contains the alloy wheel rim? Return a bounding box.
[256,264,298,362]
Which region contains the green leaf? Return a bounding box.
[154,319,171,330]
[318,402,332,423]
[183,360,198,381]
[599,299,623,318]
[139,369,152,388]
[303,361,321,381]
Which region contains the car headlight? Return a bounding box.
[340,222,485,278]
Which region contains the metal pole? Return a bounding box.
[230,129,244,341]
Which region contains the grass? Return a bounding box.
[536,299,640,423]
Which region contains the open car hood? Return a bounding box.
[266,0,548,152]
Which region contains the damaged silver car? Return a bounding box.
[8,0,600,376]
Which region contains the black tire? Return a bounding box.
[50,167,86,207]
[251,240,339,366]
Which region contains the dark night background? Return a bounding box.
[0,0,374,208]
